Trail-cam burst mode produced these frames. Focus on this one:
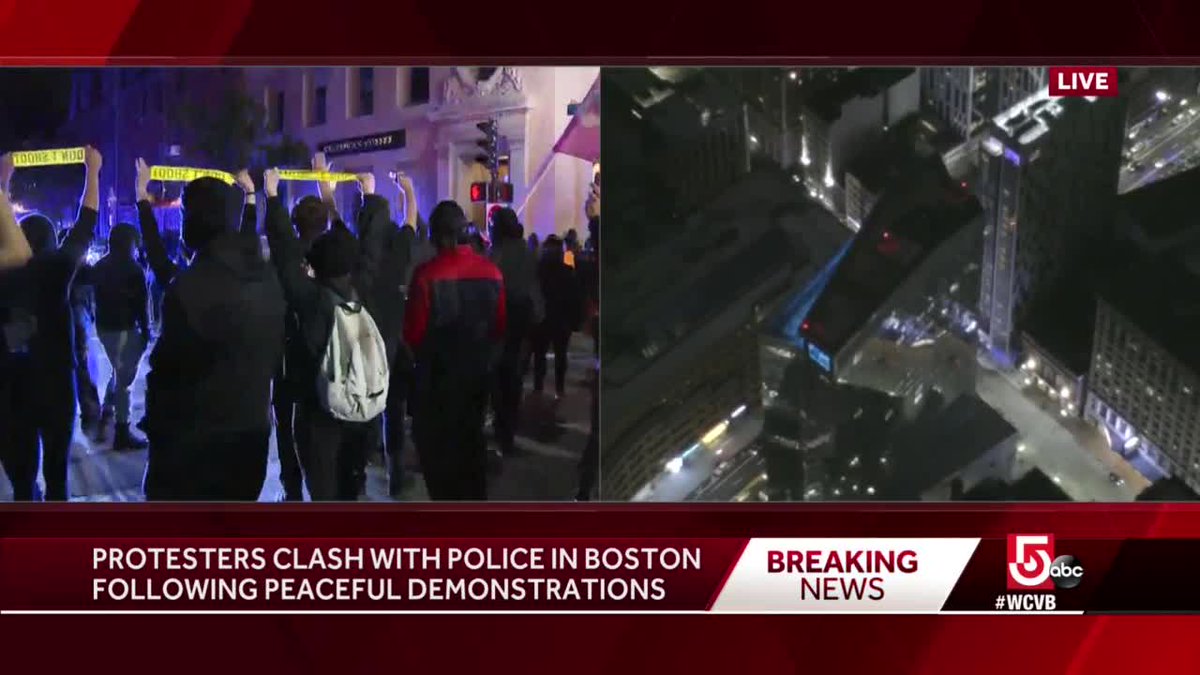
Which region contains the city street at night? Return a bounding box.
[1120,92,1200,193]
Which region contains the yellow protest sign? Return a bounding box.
[12,147,86,168]
[277,170,359,183]
[150,166,236,185]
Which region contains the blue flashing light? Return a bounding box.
[808,343,832,372]
[1003,148,1021,166]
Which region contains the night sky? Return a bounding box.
[0,69,73,150]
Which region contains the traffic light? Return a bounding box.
[469,181,514,203]
[476,119,500,174]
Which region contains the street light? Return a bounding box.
[1156,90,1170,103]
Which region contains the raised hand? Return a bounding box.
[135,158,152,201]
[393,170,414,195]
[263,168,281,198]
[84,145,103,173]
[0,153,13,194]
[313,152,336,201]
[235,169,255,195]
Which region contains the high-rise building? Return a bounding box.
[975,87,1126,362]
[1086,255,1200,491]
[600,169,837,501]
[795,68,919,218]
[800,152,982,378]
[921,67,1047,140]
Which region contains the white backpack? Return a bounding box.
[317,294,390,423]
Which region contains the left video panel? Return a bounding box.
[0,67,600,502]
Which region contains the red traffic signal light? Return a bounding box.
[470,181,513,204]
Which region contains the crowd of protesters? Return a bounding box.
[0,148,600,502]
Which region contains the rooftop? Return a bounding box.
[800,153,981,357]
[803,68,916,123]
[1137,477,1200,501]
[883,394,1017,499]
[1118,165,1200,240]
[1099,252,1200,376]
[846,113,962,194]
[961,469,1072,501]
[990,87,1078,147]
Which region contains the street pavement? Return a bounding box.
[633,412,763,502]
[0,330,594,502]
[975,362,1149,501]
[1120,93,1200,193]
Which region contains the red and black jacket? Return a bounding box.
[403,245,506,400]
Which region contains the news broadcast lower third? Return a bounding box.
[4,61,1200,627]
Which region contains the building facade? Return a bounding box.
[58,68,244,239]
[975,88,1126,362]
[1086,275,1200,491]
[244,67,597,237]
[921,67,1047,140]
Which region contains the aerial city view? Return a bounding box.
[601,66,1200,503]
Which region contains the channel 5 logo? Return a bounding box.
[1006,534,1084,590]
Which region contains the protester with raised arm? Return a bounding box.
[263,167,392,501]
[0,146,101,500]
[139,168,285,500]
[0,153,32,271]
[381,170,419,498]
[266,164,332,502]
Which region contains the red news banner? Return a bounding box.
[0,533,1180,612]
[0,535,1186,614]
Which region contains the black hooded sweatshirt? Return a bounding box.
[138,200,285,438]
[264,193,393,405]
[0,207,97,379]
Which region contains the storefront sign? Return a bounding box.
[319,130,406,158]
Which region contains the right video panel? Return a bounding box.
[600,66,1200,502]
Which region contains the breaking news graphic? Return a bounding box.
[0,533,1198,615]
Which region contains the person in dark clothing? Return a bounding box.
[248,171,327,501]
[527,232,540,256]
[264,167,393,501]
[92,222,151,451]
[469,230,487,255]
[576,181,600,500]
[135,159,285,500]
[70,261,102,434]
[404,200,506,500]
[531,235,580,399]
[489,208,543,457]
[0,146,102,501]
[270,193,327,500]
[379,171,420,498]
[564,228,581,256]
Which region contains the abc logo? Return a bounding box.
[1048,555,1084,589]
